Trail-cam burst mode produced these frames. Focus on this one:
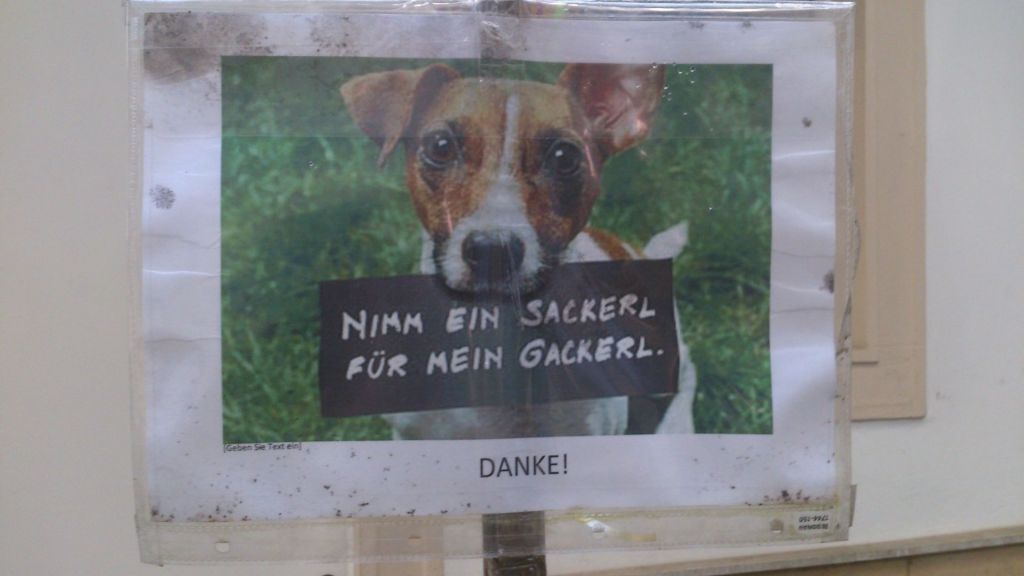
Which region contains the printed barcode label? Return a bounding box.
[797,512,832,533]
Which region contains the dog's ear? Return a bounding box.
[559,64,665,156]
[341,64,460,167]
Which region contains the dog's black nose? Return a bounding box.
[462,232,525,281]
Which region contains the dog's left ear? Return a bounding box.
[341,64,460,167]
[559,64,665,156]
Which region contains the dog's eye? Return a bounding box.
[419,129,460,169]
[544,140,583,178]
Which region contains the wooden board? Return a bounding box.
[848,0,928,421]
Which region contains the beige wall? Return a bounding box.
[2,1,1022,575]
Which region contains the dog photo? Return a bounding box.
[221,57,773,443]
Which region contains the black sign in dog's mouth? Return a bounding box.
[319,260,680,419]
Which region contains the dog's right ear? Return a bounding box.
[341,64,460,167]
[559,64,665,157]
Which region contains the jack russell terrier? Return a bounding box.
[341,63,696,439]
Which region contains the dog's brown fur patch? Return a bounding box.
[585,228,635,260]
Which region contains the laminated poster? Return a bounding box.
[131,0,854,563]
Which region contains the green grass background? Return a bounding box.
[221,57,773,443]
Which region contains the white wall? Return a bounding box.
[2,1,1022,574]
[855,0,1024,540]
